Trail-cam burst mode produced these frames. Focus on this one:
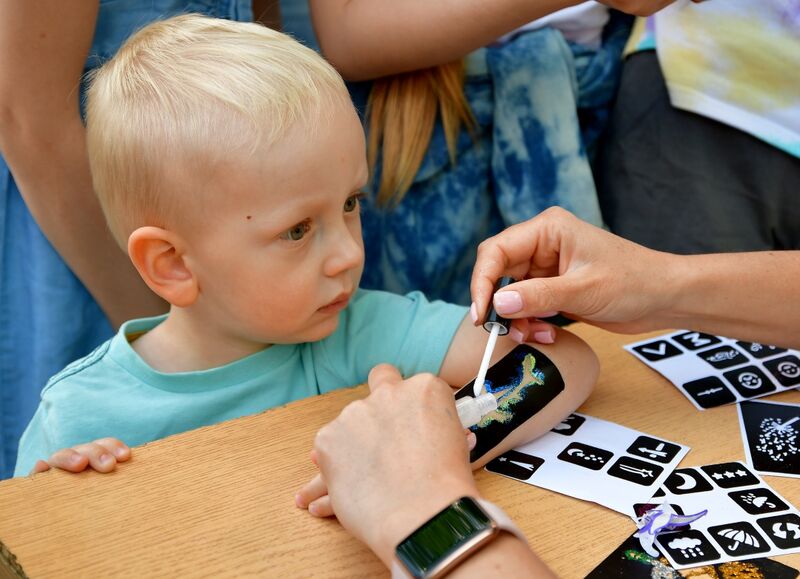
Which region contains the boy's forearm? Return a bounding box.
[665,252,800,349]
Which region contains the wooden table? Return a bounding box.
[0,324,798,578]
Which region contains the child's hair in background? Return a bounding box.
[85,14,349,247]
[367,61,476,208]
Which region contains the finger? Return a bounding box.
[30,460,52,475]
[308,495,335,518]
[507,320,556,344]
[47,448,91,473]
[367,363,403,393]
[71,442,118,473]
[295,472,327,509]
[309,449,318,467]
[94,438,131,463]
[466,431,477,451]
[494,275,585,320]
[471,210,570,323]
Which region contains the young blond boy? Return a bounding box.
[14,15,597,477]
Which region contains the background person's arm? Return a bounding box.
[0,2,166,329]
[309,0,676,80]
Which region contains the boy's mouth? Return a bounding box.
[318,292,352,314]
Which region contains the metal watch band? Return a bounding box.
[390,498,526,579]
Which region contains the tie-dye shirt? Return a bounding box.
[626,0,800,158]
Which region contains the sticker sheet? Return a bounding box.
[649,461,800,569]
[586,534,799,578]
[485,413,689,516]
[738,400,800,478]
[625,330,800,410]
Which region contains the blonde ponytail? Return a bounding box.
[367,61,476,208]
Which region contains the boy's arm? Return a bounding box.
[439,318,599,468]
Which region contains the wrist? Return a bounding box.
[643,250,692,330]
[374,480,481,565]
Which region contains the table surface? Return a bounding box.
[0,324,798,578]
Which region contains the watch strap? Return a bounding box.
[390,498,525,579]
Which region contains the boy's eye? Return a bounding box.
[344,193,363,213]
[282,220,310,241]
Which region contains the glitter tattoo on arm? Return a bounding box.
[455,345,565,462]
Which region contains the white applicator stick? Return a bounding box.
[473,323,500,397]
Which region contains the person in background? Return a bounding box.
[0,0,252,481]
[598,0,800,254]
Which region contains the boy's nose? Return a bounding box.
[323,227,364,277]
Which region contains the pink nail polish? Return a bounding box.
[469,302,478,324]
[508,327,525,343]
[494,291,522,315]
[533,331,555,344]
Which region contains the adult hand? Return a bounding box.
[30,438,131,475]
[471,207,679,339]
[308,364,479,565]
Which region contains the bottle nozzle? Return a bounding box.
[456,393,498,429]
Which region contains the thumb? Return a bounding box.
[495,274,587,319]
[367,363,403,392]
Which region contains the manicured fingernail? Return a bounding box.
[466,432,477,451]
[295,493,306,508]
[99,453,113,465]
[114,447,127,458]
[469,302,478,324]
[508,327,526,343]
[69,454,83,466]
[494,291,522,315]
[533,331,555,344]
[309,503,319,516]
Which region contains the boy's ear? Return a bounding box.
[128,226,198,308]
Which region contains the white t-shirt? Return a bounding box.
[498,2,610,49]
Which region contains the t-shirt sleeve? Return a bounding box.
[316,290,468,390]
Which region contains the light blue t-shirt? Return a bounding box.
[14,290,466,476]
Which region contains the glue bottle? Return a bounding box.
[456,392,498,428]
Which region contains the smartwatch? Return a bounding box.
[390,497,525,579]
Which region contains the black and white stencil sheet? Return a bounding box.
[625,330,800,410]
[738,400,800,478]
[485,413,689,516]
[650,461,800,569]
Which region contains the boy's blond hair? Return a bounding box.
[86,14,348,246]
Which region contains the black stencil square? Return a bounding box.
[486,450,544,481]
[763,355,800,387]
[728,488,789,515]
[723,366,776,398]
[663,467,714,495]
[626,436,682,464]
[550,413,585,436]
[701,462,760,488]
[736,341,787,359]
[697,345,748,369]
[657,529,719,565]
[633,340,682,362]
[756,512,800,550]
[557,442,613,470]
[682,376,737,408]
[672,331,721,351]
[708,521,769,557]
[739,400,800,477]
[607,456,663,486]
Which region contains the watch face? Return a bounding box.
[395,497,495,578]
